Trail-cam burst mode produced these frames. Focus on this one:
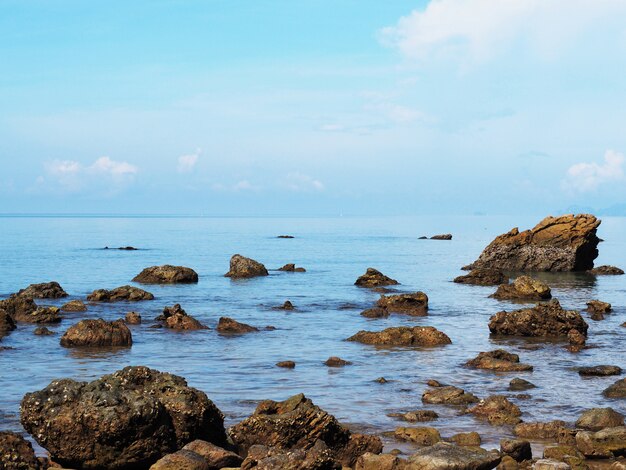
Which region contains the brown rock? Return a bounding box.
[575,426,626,458]
[217,317,258,334]
[125,311,142,324]
[133,265,199,284]
[224,254,268,279]
[465,350,533,372]
[60,319,132,347]
[542,445,586,469]
[578,365,621,376]
[240,442,340,470]
[278,263,306,272]
[277,300,294,310]
[87,285,154,302]
[17,281,68,299]
[450,432,481,446]
[513,421,567,439]
[454,268,509,286]
[348,326,451,347]
[589,265,624,275]
[534,459,571,470]
[0,309,16,337]
[394,427,441,446]
[355,452,407,470]
[159,304,208,331]
[467,395,522,425]
[360,307,390,318]
[0,295,61,323]
[430,234,452,240]
[324,356,352,367]
[490,276,552,301]
[60,299,87,312]
[575,408,624,431]
[355,268,399,288]
[34,327,54,336]
[276,361,295,368]
[586,300,612,320]
[509,378,535,391]
[389,410,439,423]
[603,378,626,398]
[500,439,532,462]
[0,431,41,470]
[422,386,479,405]
[406,442,501,470]
[182,440,243,469]
[376,292,428,316]
[150,449,209,470]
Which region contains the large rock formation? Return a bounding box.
[348,326,451,347]
[375,292,428,316]
[464,214,601,272]
[132,265,199,284]
[224,255,269,279]
[17,281,68,299]
[354,268,399,288]
[20,366,227,469]
[490,275,552,301]
[87,285,154,302]
[60,319,132,347]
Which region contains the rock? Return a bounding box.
[224,254,268,279]
[603,378,626,398]
[375,377,388,384]
[575,426,626,458]
[158,304,208,330]
[467,395,522,425]
[0,295,61,323]
[465,350,533,372]
[500,439,531,462]
[578,365,621,376]
[422,386,479,405]
[60,299,87,312]
[17,281,68,299]
[34,327,54,336]
[324,356,352,367]
[394,427,441,446]
[534,459,571,470]
[217,317,258,334]
[454,268,509,286]
[513,421,567,439]
[376,292,428,316]
[509,378,535,391]
[150,449,209,470]
[389,410,439,423]
[60,318,132,347]
[348,326,451,347]
[355,268,399,288]
[490,276,552,301]
[419,236,428,240]
[87,285,154,301]
[277,235,295,239]
[182,440,243,469]
[488,299,588,339]
[0,431,41,470]
[277,263,306,272]
[542,446,586,470]
[496,455,520,469]
[133,265,199,284]
[464,214,601,272]
[21,366,227,469]
[575,408,624,431]
[0,309,16,337]
[355,452,407,470]
[277,301,294,310]
[240,442,340,469]
[567,330,586,349]
[586,300,612,320]
[431,234,453,240]
[406,442,501,470]
[450,432,481,446]
[360,307,390,318]
[276,361,295,368]
[589,265,624,275]
[125,311,142,324]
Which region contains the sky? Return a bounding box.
[1,0,626,216]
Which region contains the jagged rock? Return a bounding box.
[34,327,54,336]
[61,299,87,312]
[224,255,268,279]
[575,426,626,458]
[589,265,624,275]
[0,295,61,323]
[542,446,586,470]
[422,386,479,405]
[578,365,621,376]
[87,285,154,302]
[17,281,68,299]
[60,319,132,347]
[20,366,227,469]
[575,408,624,431]
[490,276,552,301]
[513,421,567,439]
[406,442,501,470]
[603,379,626,398]
[467,396,522,425]
[324,356,352,367]
[0,309,16,337]
[465,350,533,372]
[375,377,388,384]
[150,449,209,470]
[276,361,295,369]
[276,301,294,310]
[0,431,42,470]
[394,427,441,446]
[360,307,390,318]
[182,440,243,469]
[278,264,306,272]
[348,326,451,347]
[133,265,199,284]
[158,304,208,330]
[376,292,428,316]
[217,317,258,334]
[125,311,142,325]
[355,268,399,288]
[500,439,531,462]
[388,410,439,423]
[450,432,481,446]
[509,378,535,391]
[464,214,601,272]
[454,268,509,286]
[586,300,612,321]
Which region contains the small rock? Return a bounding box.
[277,263,306,272]
[376,292,428,316]
[575,408,624,431]
[355,268,399,288]
[430,234,452,240]
[453,268,508,286]
[159,304,208,331]
[216,317,258,334]
[375,377,388,384]
[578,365,621,376]
[348,326,451,347]
[360,307,389,318]
[276,300,294,310]
[388,410,439,422]
[586,300,612,321]
[422,386,479,405]
[17,281,68,299]
[33,327,54,336]
[394,427,441,446]
[513,421,567,439]
[125,311,142,325]
[427,379,443,387]
[465,349,533,372]
[542,445,586,469]
[87,285,154,302]
[490,275,552,301]
[0,431,41,470]
[354,452,406,470]
[509,378,536,391]
[467,395,522,425]
[450,432,481,446]
[534,458,571,470]
[133,265,199,284]
[567,329,586,347]
[60,300,87,312]
[224,254,268,279]
[149,449,209,470]
[324,356,352,367]
[500,439,532,462]
[589,265,624,275]
[277,235,294,238]
[60,319,132,347]
[276,361,295,368]
[407,442,501,470]
[603,378,626,398]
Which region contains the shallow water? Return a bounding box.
[0,215,625,455]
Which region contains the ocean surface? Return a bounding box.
[1,215,625,455]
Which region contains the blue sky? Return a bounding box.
[1,0,626,215]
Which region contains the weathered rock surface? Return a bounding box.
[500,439,531,462]
[0,309,16,337]
[60,319,132,347]
[388,410,439,423]
[158,304,208,330]
[431,234,453,240]
[509,378,536,391]
[0,431,42,470]
[376,292,428,316]
[394,427,441,446]
[467,395,522,425]
[454,268,508,286]
[125,311,142,324]
[277,263,306,272]
[182,440,243,469]
[149,449,209,470]
[355,268,399,288]
[87,285,154,302]
[225,255,269,279]
[450,432,481,447]
[590,265,624,275]
[324,356,352,367]
[133,265,199,284]
[542,445,586,469]
[61,299,87,312]
[575,408,624,431]
[513,421,567,439]
[217,317,258,334]
[17,281,68,299]
[355,452,406,470]
[422,386,479,405]
[360,307,390,318]
[406,442,501,470]
[586,300,612,320]
[575,426,626,458]
[0,295,61,323]
[20,366,227,469]
[34,326,54,336]
[578,365,621,377]
[240,442,340,470]
[276,361,295,369]
[464,214,601,272]
[465,350,533,372]
[348,326,451,347]
[603,379,626,398]
[490,276,552,301]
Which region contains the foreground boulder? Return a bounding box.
[488,299,588,339]
[500,439,531,462]
[87,285,154,302]
[603,378,626,398]
[0,431,42,470]
[60,319,132,347]
[453,268,508,286]
[467,395,522,425]
[149,449,209,470]
[589,265,624,275]
[21,366,227,469]
[464,214,601,272]
[465,350,533,372]
[375,292,428,316]
[225,254,269,279]
[406,442,500,469]
[422,386,479,405]
[355,268,399,288]
[217,317,258,334]
[490,276,551,301]
[348,326,451,347]
[132,265,198,284]
[575,408,624,431]
[228,393,382,467]
[61,299,87,312]
[575,426,626,458]
[157,304,208,330]
[182,440,242,469]
[17,281,68,299]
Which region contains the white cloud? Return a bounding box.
[177,149,200,173]
[562,149,625,193]
[88,156,137,177]
[284,172,325,192]
[44,156,138,192]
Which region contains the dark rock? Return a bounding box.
[348,326,451,347]
[394,426,441,445]
[376,292,428,316]
[422,386,479,405]
[355,268,399,288]
[578,365,621,376]
[150,449,209,469]
[389,410,438,423]
[125,311,142,325]
[278,263,306,272]
[575,408,624,431]
[467,395,522,425]
[225,254,268,279]
[277,235,295,239]
[603,378,626,398]
[360,307,389,318]
[0,295,61,323]
[430,234,452,240]
[34,327,54,336]
[276,300,295,310]
[449,432,481,446]
[465,214,601,272]
[0,309,16,337]
[182,440,243,469]
[453,268,508,286]
[509,378,536,391]
[586,300,612,321]
[276,361,295,369]
[375,377,388,384]
[567,329,586,348]
[158,304,208,331]
[407,442,501,470]
[513,421,567,439]
[418,236,428,240]
[589,265,624,275]
[324,356,352,367]
[490,276,552,301]
[240,442,340,470]
[87,285,154,302]
[133,265,199,284]
[61,299,87,312]
[216,317,258,334]
[500,439,532,462]
[60,319,132,347]
[0,431,41,470]
[465,350,533,372]
[575,426,626,458]
[20,366,227,469]
[17,281,68,299]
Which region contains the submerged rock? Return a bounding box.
[586,300,612,321]
[87,285,154,302]
[158,304,208,330]
[348,326,451,347]
[324,356,352,367]
[406,442,501,470]
[467,395,522,425]
[0,431,42,470]
[375,292,429,316]
[225,254,269,279]
[509,378,536,391]
[276,361,296,369]
[0,295,61,323]
[490,276,552,301]
[277,263,306,272]
[578,365,621,376]
[277,235,295,239]
[17,281,68,299]
[21,366,227,469]
[389,410,439,423]
[464,214,601,272]
[34,326,54,336]
[60,319,132,347]
[575,408,624,431]
[453,268,508,286]
[125,311,142,325]
[430,234,452,240]
[360,307,389,318]
[355,268,399,288]
[60,299,87,312]
[276,300,295,310]
[603,378,626,398]
[465,350,533,372]
[132,265,199,284]
[589,265,624,275]
[422,386,479,405]
[216,316,258,334]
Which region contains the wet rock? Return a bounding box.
[575,426,626,458]
[603,379,626,398]
[217,316,258,334]
[465,350,533,372]
[224,254,269,279]
[133,265,199,284]
[454,268,509,286]
[422,386,479,405]
[578,365,621,376]
[324,356,352,367]
[375,377,388,384]
[509,378,536,391]
[575,408,624,431]
[355,268,399,288]
[418,236,428,240]
[20,306,61,324]
[464,214,601,272]
[360,307,390,318]
[0,295,61,323]
[500,439,531,462]
[277,235,295,239]
[125,311,142,324]
[277,263,306,272]
[450,432,481,446]
[376,292,428,316]
[406,442,501,470]
[490,276,552,301]
[567,330,586,349]
[513,421,567,439]
[496,455,520,469]
[394,427,441,446]
[542,446,586,470]
[240,442,340,470]
[427,379,444,387]
[276,300,294,310]
[431,234,452,240]
[0,431,42,470]
[355,452,407,470]
[34,326,54,336]
[21,366,227,469]
[150,449,209,470]
[158,304,208,330]
[534,459,571,470]
[0,309,16,337]
[17,281,68,299]
[348,326,451,347]
[388,410,439,423]
[60,299,87,312]
[276,361,295,369]
[60,319,132,347]
[182,440,243,469]
[87,285,154,301]
[467,395,522,425]
[586,300,612,321]
[488,299,588,340]
[589,265,624,275]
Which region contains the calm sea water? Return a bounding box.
[0,215,625,454]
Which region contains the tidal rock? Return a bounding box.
[542,445,586,469]
[158,304,208,330]
[431,234,452,240]
[360,307,389,318]
[578,365,621,376]
[0,295,61,323]
[603,378,626,398]
[586,300,612,320]
[34,327,54,336]
[513,421,567,439]
[61,299,87,312]
[240,442,340,470]
[465,214,601,272]
[465,350,533,372]
[276,300,294,310]
[133,265,199,284]
[355,268,399,288]
[422,386,479,405]
[348,326,451,347]
[449,432,481,447]
[0,431,41,470]
[406,442,501,470]
[389,410,439,423]
[490,276,552,301]
[0,309,16,337]
[182,440,243,469]
[376,292,428,316]
[17,281,68,299]
[60,319,132,347]
[467,395,522,425]
[20,366,227,469]
[224,254,268,279]
[453,268,508,286]
[589,265,624,275]
[355,452,406,470]
[276,361,295,369]
[277,235,295,239]
[278,263,306,272]
[394,427,441,446]
[488,299,588,339]
[575,426,626,458]
[125,311,142,325]
[324,356,352,367]
[534,459,571,470]
[575,408,624,431]
[500,439,531,462]
[217,317,258,334]
[87,285,154,302]
[509,378,536,391]
[149,449,209,470]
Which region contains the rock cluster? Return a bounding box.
[225,254,269,279]
[157,304,208,330]
[132,265,199,283]
[278,263,306,272]
[348,326,451,347]
[355,268,399,288]
[0,295,62,323]
[87,285,154,301]
[467,395,522,425]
